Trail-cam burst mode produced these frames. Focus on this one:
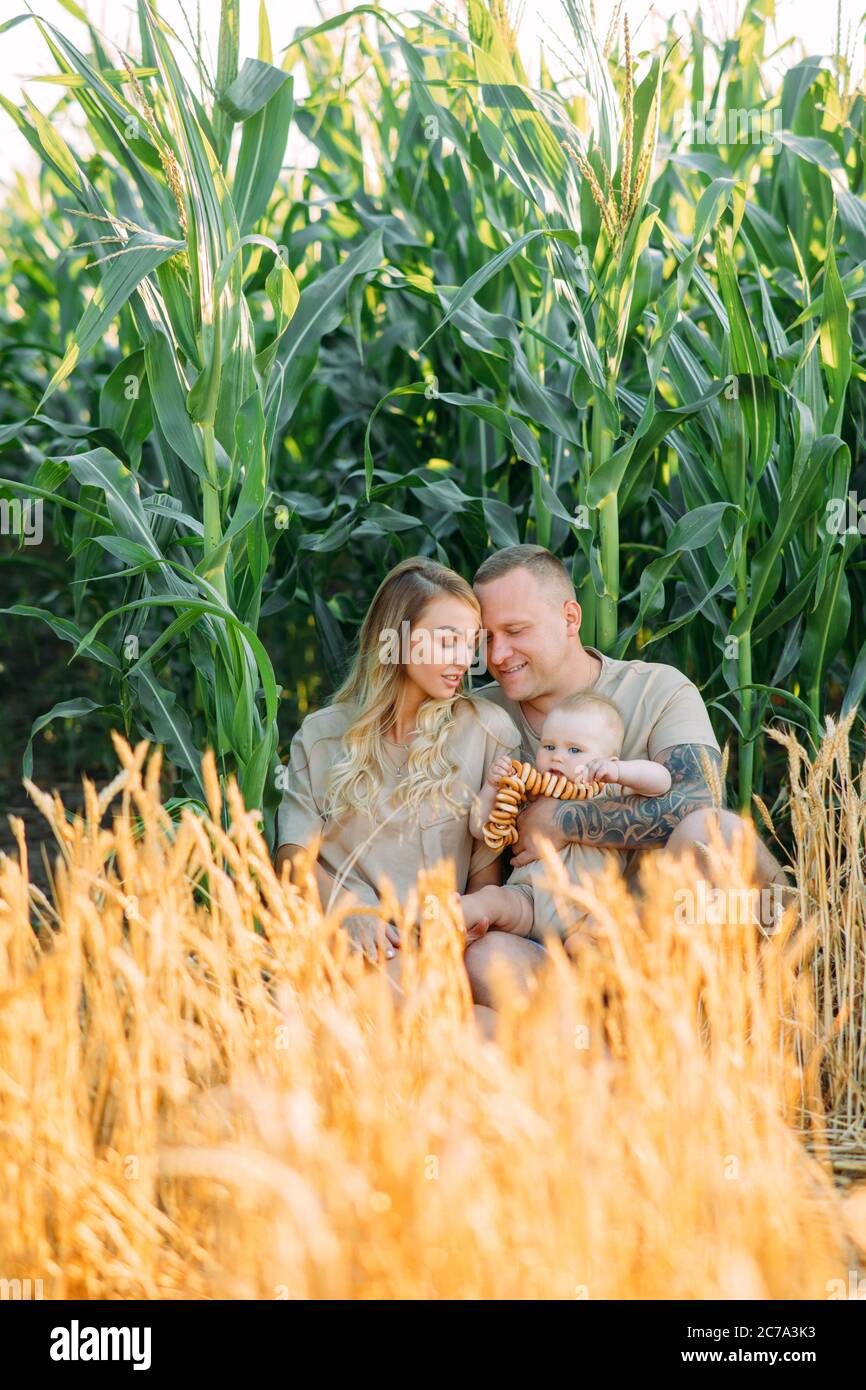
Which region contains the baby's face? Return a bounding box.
[536,708,621,779]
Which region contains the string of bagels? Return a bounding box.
[482,758,603,851]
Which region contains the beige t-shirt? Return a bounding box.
[474,647,719,763]
[277,696,522,912]
[474,647,719,882]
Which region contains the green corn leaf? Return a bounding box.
[1,605,121,671]
[219,58,289,121]
[62,448,162,559]
[258,0,273,62]
[232,74,293,233]
[142,331,222,486]
[587,384,726,508]
[665,502,739,553]
[213,0,240,157]
[99,349,152,449]
[818,213,851,436]
[278,231,383,431]
[841,638,866,717]
[39,234,185,410]
[418,228,579,352]
[22,93,82,190]
[715,226,775,481]
[801,546,853,719]
[731,436,851,635]
[21,698,121,781]
[136,666,205,790]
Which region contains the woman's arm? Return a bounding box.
[276,842,343,907]
[466,854,503,894]
[274,841,300,879]
[277,843,399,951]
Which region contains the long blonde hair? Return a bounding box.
[322,558,481,823]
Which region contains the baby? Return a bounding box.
[463,691,671,955]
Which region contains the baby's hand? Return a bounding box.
[487,753,516,788]
[577,757,620,785]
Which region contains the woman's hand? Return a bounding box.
[344,912,400,961]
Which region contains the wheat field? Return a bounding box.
[0,720,863,1300]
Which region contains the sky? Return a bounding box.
[0,0,861,185]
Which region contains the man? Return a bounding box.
[466,544,788,1008]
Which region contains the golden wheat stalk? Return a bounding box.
[0,727,860,1298]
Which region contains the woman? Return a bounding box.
[275,557,521,983]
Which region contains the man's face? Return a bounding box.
[475,569,580,702]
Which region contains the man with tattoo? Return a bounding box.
[468,544,789,1008]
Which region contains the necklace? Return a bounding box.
[384,729,418,769]
[386,725,419,748]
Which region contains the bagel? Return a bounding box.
[500,775,525,793]
[481,759,603,848]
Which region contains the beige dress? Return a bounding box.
[277,696,522,912]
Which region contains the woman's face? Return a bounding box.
[402,593,481,702]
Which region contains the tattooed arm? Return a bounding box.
[509,743,721,866]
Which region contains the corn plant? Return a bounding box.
[2,0,865,831]
[0,0,382,833]
[352,0,865,810]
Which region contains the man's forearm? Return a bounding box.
[554,743,720,849]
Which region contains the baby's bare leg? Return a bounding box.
[459,884,534,937]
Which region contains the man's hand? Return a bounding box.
[510,797,567,867]
[524,744,721,851]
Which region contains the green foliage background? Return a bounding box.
[1,0,864,846]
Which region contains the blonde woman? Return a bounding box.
[275,558,521,988]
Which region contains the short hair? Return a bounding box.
[547,691,624,750]
[473,545,575,600]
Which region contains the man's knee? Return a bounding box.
[667,807,741,855]
[463,931,544,1009]
[463,933,503,1006]
[667,808,785,889]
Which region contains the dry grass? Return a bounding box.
[0,726,864,1300]
[767,712,866,1173]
